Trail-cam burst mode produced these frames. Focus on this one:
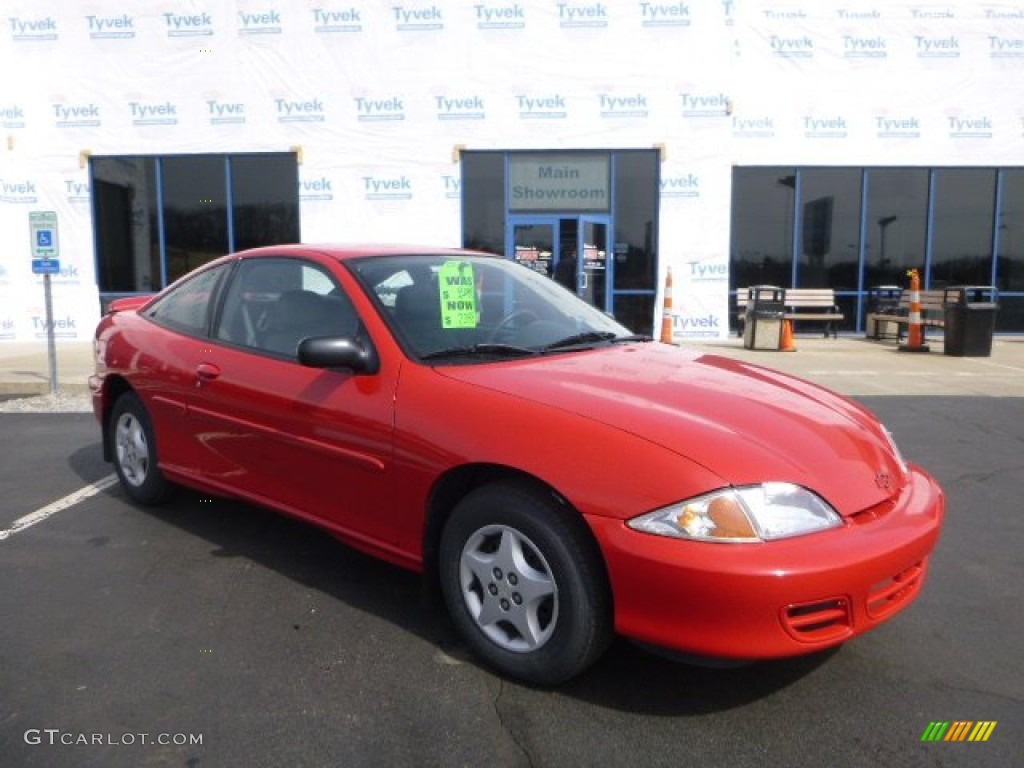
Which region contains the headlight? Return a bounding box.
[627,483,842,543]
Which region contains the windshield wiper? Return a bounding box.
[610,334,653,343]
[541,331,635,351]
[419,343,538,361]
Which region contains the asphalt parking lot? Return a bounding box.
[1,342,1022,767]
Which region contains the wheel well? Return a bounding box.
[99,375,134,462]
[421,464,611,603]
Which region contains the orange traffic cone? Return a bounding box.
[660,268,674,344]
[899,269,930,353]
[780,318,796,352]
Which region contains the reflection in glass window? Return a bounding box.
[146,263,229,335]
[730,167,797,289]
[930,169,996,288]
[997,170,1024,292]
[863,169,928,288]
[162,156,229,285]
[461,152,505,254]
[91,153,299,296]
[231,154,300,252]
[613,151,658,291]
[798,169,861,290]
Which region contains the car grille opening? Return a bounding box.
[867,562,925,620]
[782,597,852,643]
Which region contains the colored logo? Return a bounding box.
[436,96,485,121]
[558,2,608,28]
[54,103,101,128]
[313,8,363,33]
[0,179,38,204]
[164,12,214,37]
[916,36,960,59]
[660,174,700,199]
[87,14,135,39]
[598,93,648,119]
[393,5,443,31]
[948,116,993,139]
[207,100,246,125]
[1,105,26,129]
[843,35,887,59]
[732,116,775,139]
[130,101,178,127]
[363,175,413,201]
[238,10,282,35]
[9,16,58,41]
[517,94,567,120]
[921,721,997,742]
[475,4,525,29]
[990,36,1024,58]
[355,96,405,122]
[876,116,921,139]
[299,177,333,201]
[276,98,326,123]
[641,2,691,27]
[804,116,848,139]
[65,180,90,205]
[442,175,460,199]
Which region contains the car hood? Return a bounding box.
[437,343,905,515]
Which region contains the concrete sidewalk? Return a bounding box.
[0,341,96,396]
[1,334,1023,399]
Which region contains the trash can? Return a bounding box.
[743,286,785,350]
[942,286,998,357]
[866,284,902,340]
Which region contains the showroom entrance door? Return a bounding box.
[506,215,612,313]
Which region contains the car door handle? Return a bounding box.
[195,362,221,385]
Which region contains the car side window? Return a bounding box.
[145,264,230,336]
[214,258,362,359]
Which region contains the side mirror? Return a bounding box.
[297,336,379,375]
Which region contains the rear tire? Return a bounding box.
[439,481,612,685]
[109,391,175,505]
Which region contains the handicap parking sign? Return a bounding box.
[29,211,60,274]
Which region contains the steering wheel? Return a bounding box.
[488,309,539,342]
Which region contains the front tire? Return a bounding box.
[439,481,612,685]
[109,391,175,505]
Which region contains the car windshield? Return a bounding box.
[347,253,642,362]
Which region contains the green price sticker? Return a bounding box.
[439,261,478,329]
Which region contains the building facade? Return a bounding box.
[1,1,1022,343]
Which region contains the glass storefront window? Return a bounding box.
[92,153,299,295]
[863,169,929,288]
[613,151,658,291]
[161,155,229,285]
[91,157,161,293]
[997,170,1024,292]
[797,169,861,290]
[731,165,1023,333]
[730,167,797,289]
[461,152,505,254]
[230,154,301,252]
[930,169,996,288]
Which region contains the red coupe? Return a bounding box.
[90,245,945,684]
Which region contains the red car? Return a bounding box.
[90,244,945,684]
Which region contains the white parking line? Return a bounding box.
[0,474,118,541]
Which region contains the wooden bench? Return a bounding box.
[865,289,946,341]
[736,287,844,339]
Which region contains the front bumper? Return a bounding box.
[587,466,945,659]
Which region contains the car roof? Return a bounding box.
[232,243,499,262]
